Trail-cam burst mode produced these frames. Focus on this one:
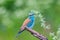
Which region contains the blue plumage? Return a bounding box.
[27,15,35,29]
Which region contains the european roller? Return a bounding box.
[16,11,35,37]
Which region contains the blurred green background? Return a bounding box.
[0,0,60,40]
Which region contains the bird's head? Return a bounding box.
[29,10,40,16]
[29,10,35,16]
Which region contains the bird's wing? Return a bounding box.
[22,18,31,27]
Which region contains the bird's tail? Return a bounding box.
[16,30,24,38]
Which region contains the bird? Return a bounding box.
[16,11,35,38]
